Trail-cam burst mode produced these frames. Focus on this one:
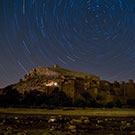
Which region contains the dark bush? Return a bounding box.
[81,91,96,107]
[22,90,47,106]
[1,86,22,107]
[74,99,85,107]
[127,99,135,107]
[105,102,114,108]
[48,88,72,107]
[115,100,122,108]
[96,94,105,101]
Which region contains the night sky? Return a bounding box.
[0,0,135,88]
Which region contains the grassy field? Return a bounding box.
[0,108,135,116]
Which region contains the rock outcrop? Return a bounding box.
[11,65,100,95]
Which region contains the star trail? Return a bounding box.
[0,0,135,87]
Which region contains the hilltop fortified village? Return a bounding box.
[11,65,135,104]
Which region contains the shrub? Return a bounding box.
[2,86,22,106]
[74,99,85,107]
[105,102,114,108]
[127,99,135,107]
[96,94,105,101]
[48,88,72,107]
[81,91,96,107]
[115,100,122,108]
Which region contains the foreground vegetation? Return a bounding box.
[1,85,135,108]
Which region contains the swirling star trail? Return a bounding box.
[0,0,135,87]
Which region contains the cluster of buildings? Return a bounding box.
[22,65,135,103]
[44,77,135,103]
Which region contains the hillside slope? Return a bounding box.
[12,65,100,93]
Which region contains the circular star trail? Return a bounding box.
[0,0,135,87]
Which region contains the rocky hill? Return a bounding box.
[11,65,100,93]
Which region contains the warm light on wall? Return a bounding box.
[54,82,58,86]
[45,82,58,87]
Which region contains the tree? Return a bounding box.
[22,90,47,106]
[81,91,96,107]
[74,99,85,107]
[127,99,135,107]
[49,88,72,107]
[96,94,105,101]
[2,86,22,106]
[105,102,114,108]
[115,100,122,108]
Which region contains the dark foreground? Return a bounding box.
[0,113,135,135]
